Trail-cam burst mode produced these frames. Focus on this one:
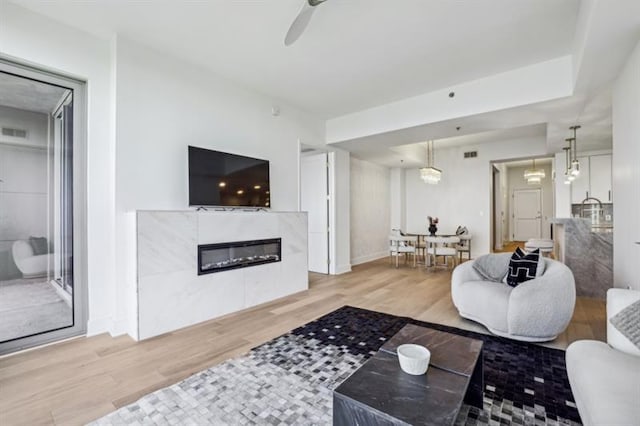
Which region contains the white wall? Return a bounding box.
[405,137,548,258]
[329,149,351,274]
[1,4,327,339]
[389,168,406,231]
[113,37,325,335]
[554,152,572,218]
[0,106,49,149]
[0,106,49,246]
[1,3,116,335]
[350,157,390,265]
[0,107,49,279]
[612,38,640,291]
[506,164,553,240]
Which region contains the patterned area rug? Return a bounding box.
[91,306,581,425]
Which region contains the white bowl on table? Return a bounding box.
[397,344,431,375]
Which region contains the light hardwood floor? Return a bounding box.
[0,258,605,426]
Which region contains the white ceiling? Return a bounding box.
[0,72,68,114]
[9,0,580,118]
[8,0,635,168]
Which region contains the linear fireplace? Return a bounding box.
[197,238,281,275]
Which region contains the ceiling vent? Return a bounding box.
[2,127,27,138]
[463,151,477,159]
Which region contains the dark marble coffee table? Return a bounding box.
[333,324,484,426]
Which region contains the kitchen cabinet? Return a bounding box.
[571,156,590,204]
[570,154,612,204]
[589,154,612,202]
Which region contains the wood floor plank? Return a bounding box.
[0,258,606,425]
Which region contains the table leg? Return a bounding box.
[464,350,484,409]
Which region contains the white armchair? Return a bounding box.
[566,289,640,426]
[12,240,53,278]
[451,254,576,342]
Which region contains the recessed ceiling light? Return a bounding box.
[254,185,261,190]
[237,189,244,195]
[219,182,226,187]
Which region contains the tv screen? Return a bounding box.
[188,146,270,208]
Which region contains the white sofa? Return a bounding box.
[566,289,640,426]
[11,239,53,278]
[451,253,576,342]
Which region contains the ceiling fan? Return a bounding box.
[284,0,329,46]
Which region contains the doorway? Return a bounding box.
[491,157,554,252]
[0,60,86,354]
[300,150,330,274]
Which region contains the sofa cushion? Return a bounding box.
[566,340,640,426]
[504,247,544,287]
[472,253,510,282]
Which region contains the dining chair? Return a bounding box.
[456,234,472,262]
[425,236,460,269]
[389,233,418,268]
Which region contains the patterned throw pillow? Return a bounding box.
[609,299,640,349]
[505,247,540,287]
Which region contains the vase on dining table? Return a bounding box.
[428,224,437,236]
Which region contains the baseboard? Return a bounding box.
[351,251,388,266]
[111,318,136,339]
[332,263,352,275]
[86,316,113,337]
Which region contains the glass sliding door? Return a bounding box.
[0,60,86,354]
[53,97,74,295]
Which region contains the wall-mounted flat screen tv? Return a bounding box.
[188,146,270,208]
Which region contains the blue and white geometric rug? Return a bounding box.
[90,306,581,425]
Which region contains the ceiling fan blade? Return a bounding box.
[284,1,317,46]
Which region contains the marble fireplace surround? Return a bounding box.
[136,210,308,340]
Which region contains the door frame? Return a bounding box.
[0,58,88,355]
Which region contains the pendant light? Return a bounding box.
[569,125,581,176]
[524,158,545,184]
[419,140,442,184]
[563,146,574,185]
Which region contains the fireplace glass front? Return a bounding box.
[197,238,281,275]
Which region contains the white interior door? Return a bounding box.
[301,152,329,274]
[513,189,542,241]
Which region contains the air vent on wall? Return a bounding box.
[2,127,27,138]
[463,151,477,159]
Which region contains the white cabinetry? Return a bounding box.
[589,154,613,202]
[571,154,612,204]
[571,156,590,204]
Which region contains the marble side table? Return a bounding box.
[333,324,483,426]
